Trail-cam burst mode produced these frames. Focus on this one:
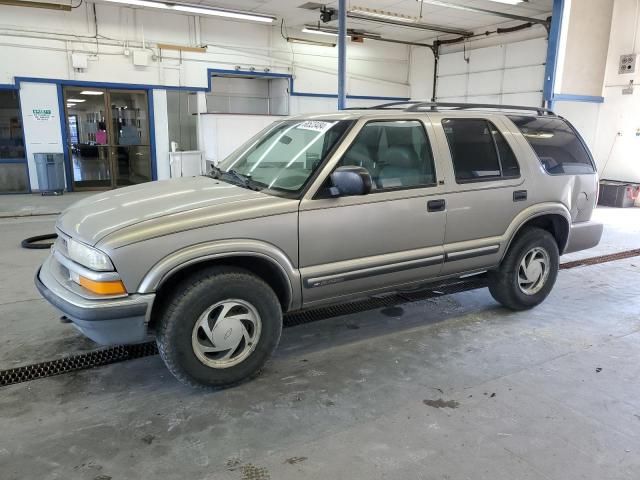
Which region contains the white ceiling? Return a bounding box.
[189,0,553,42]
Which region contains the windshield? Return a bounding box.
[215,119,352,195]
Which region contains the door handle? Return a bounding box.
[513,190,528,202]
[427,199,446,212]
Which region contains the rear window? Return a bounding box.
[508,116,595,175]
[442,118,520,183]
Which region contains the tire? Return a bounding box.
[488,227,559,311]
[156,266,282,388]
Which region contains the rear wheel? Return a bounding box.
[488,227,559,311]
[156,266,282,388]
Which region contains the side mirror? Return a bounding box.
[329,166,373,197]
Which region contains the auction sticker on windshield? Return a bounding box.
[295,120,335,132]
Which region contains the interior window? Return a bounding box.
[508,115,595,175]
[338,120,436,190]
[443,118,519,182]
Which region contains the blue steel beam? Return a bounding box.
[338,0,347,110]
[543,0,565,109]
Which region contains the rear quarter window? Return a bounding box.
[508,116,595,175]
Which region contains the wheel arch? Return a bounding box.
[502,205,571,261]
[140,241,300,322]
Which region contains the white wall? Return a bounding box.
[0,2,412,188]
[555,0,640,183]
[152,89,170,180]
[556,0,614,96]
[0,3,410,98]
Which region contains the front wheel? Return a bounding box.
[488,227,559,311]
[156,266,282,388]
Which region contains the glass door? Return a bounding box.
[64,87,111,190]
[63,87,152,190]
[108,90,152,187]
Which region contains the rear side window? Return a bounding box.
[508,116,595,175]
[442,118,520,183]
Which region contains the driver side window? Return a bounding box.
[337,120,436,191]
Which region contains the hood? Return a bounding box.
[57,177,295,246]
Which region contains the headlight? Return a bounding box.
[67,239,114,271]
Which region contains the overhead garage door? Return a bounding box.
[435,37,547,107]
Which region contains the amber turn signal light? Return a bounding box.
[79,276,127,295]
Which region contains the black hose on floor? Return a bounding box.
[21,233,57,249]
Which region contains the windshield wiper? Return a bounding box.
[207,166,264,191]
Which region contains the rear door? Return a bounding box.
[432,115,534,275]
[298,117,448,307]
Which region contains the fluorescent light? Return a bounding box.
[287,37,336,47]
[349,6,419,23]
[101,0,275,23]
[347,6,470,36]
[302,27,338,37]
[80,91,104,95]
[66,98,86,103]
[103,0,168,8]
[488,0,523,4]
[172,5,274,22]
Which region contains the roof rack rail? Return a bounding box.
[367,101,555,116]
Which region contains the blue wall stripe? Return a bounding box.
[552,93,604,103]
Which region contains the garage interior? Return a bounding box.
[1,0,640,479]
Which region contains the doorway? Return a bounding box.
[63,87,152,190]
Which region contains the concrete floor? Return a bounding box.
[0,203,639,480]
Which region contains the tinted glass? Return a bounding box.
[489,123,520,178]
[0,91,25,161]
[339,120,436,190]
[219,119,351,193]
[443,119,501,181]
[508,116,595,175]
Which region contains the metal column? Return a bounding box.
[543,0,565,109]
[337,0,347,110]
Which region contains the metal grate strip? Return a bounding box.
[560,248,640,270]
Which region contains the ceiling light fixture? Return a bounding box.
[302,26,338,37]
[286,37,336,47]
[172,5,274,22]
[101,0,275,23]
[103,0,168,8]
[302,25,382,39]
[66,99,86,103]
[488,0,524,4]
[80,91,104,95]
[347,6,471,36]
[0,0,71,11]
[417,1,546,26]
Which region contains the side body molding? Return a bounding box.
[137,239,301,310]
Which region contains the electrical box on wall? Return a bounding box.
[619,54,637,74]
[132,50,151,67]
[71,53,88,70]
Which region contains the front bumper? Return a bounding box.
[564,220,604,254]
[36,254,155,345]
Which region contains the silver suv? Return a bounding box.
[36,102,603,388]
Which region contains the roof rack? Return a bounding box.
[368,101,555,116]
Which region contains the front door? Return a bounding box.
[298,119,447,307]
[63,87,152,190]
